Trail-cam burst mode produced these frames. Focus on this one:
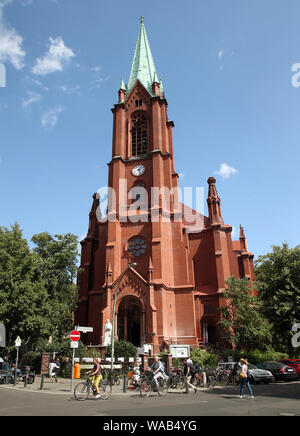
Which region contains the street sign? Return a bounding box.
[70,342,78,349]
[0,324,6,347]
[70,330,80,342]
[15,336,22,348]
[77,326,93,333]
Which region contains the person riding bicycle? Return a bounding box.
[87,357,102,399]
[151,356,168,390]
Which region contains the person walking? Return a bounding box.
[183,358,197,394]
[238,358,254,399]
[49,357,60,383]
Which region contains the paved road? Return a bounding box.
[0,379,299,417]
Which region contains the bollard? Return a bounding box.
[14,369,17,386]
[24,374,28,388]
[5,371,9,384]
[123,371,127,393]
[40,373,45,390]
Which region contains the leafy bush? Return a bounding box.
[105,340,137,359]
[218,348,288,365]
[190,348,218,368]
[20,351,41,373]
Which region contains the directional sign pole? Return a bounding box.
[70,327,80,393]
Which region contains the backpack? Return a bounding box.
[189,364,196,376]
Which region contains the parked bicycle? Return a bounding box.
[74,374,112,401]
[140,371,168,398]
[8,366,35,385]
[213,367,231,386]
[104,369,121,386]
[166,369,185,389]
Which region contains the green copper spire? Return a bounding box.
[120,76,126,91]
[127,17,159,96]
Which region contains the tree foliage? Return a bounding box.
[105,340,137,359]
[218,276,272,351]
[255,243,300,356]
[0,224,78,355]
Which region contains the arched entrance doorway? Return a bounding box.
[117,297,143,346]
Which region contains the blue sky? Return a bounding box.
[0,0,299,259]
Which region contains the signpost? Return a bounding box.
[77,326,93,334]
[68,326,93,392]
[0,324,6,347]
[70,329,80,393]
[14,336,21,386]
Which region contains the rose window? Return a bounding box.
[128,237,147,257]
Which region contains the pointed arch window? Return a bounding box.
[131,111,147,157]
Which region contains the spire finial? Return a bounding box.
[207,177,223,226]
[127,17,159,96]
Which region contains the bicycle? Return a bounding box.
[214,368,230,386]
[140,371,168,398]
[166,369,185,390]
[74,374,112,401]
[105,369,121,386]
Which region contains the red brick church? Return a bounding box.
[75,18,255,351]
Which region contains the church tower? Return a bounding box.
[75,18,255,351]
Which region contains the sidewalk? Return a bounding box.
[0,375,135,396]
[0,376,209,396]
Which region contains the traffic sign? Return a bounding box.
[70,341,78,349]
[77,326,93,333]
[15,336,22,348]
[70,330,80,342]
[0,324,6,347]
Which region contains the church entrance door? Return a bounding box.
[117,297,142,347]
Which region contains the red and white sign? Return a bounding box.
[70,330,80,342]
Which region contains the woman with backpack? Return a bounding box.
[238,358,254,399]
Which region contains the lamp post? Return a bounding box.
[110,263,137,379]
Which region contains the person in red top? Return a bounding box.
[87,357,102,399]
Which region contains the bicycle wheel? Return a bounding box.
[220,373,229,386]
[74,382,90,401]
[208,375,216,388]
[140,378,151,398]
[99,380,112,400]
[177,376,185,390]
[127,377,136,391]
[157,379,168,396]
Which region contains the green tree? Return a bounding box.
[31,232,79,344]
[218,276,272,351]
[0,224,53,351]
[0,224,79,354]
[255,243,300,356]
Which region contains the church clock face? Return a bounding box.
[132,164,145,177]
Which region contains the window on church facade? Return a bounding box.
[131,111,147,156]
[128,237,147,257]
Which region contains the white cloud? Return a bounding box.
[218,50,224,60]
[215,163,237,179]
[22,90,41,108]
[0,1,26,69]
[32,36,75,75]
[41,105,64,129]
[20,0,33,5]
[59,83,80,94]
